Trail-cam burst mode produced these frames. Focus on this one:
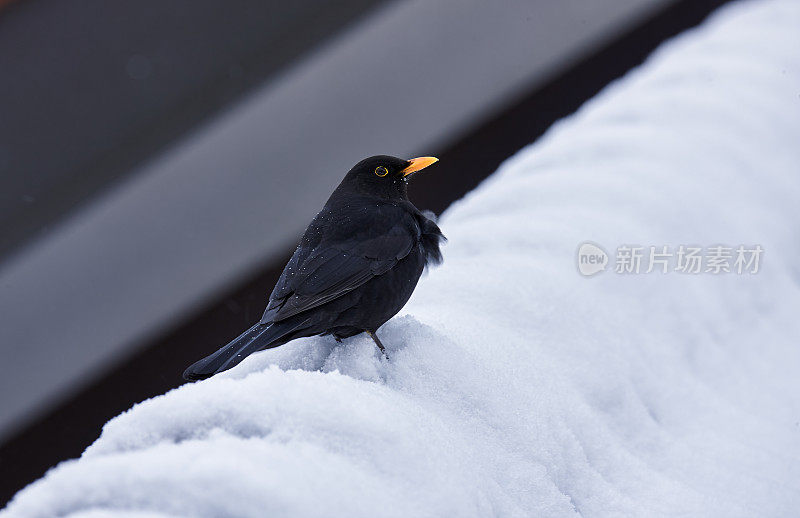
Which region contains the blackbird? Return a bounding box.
[183,155,445,381]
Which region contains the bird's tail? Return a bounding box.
[183,321,298,381]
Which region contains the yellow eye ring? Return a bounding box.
[374,166,389,177]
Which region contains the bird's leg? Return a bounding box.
[365,330,388,358]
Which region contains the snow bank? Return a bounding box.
[5,0,800,516]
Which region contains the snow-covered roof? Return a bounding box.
[4,0,799,516]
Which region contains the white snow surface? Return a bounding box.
[5,0,800,516]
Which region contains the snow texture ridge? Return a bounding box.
[4,0,800,516]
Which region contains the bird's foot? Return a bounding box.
[365,330,389,359]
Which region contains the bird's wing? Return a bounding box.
[261,206,418,324]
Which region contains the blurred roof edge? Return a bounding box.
[0,0,390,264]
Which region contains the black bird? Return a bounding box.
[183,155,445,381]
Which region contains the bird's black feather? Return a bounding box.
[263,203,417,323]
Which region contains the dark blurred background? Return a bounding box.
[0,0,728,504]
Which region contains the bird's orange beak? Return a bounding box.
[401,156,439,176]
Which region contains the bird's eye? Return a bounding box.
[374,166,389,177]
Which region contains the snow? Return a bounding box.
[4,0,800,516]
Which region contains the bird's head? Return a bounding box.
[339,155,438,200]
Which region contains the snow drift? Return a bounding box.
[4,0,800,516]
